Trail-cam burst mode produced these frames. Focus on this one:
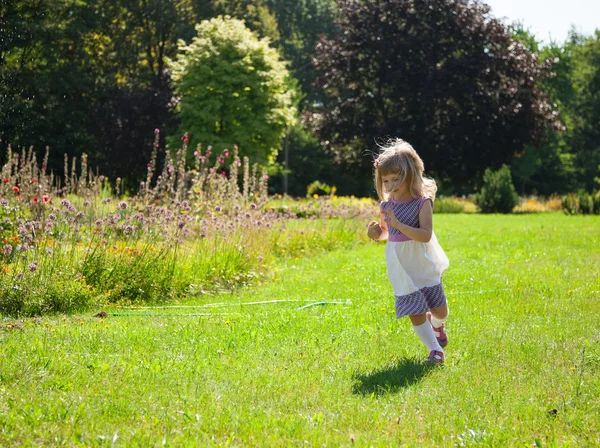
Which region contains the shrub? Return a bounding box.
[562,190,600,214]
[0,274,92,317]
[475,165,519,213]
[435,196,467,213]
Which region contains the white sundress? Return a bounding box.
[381,197,450,318]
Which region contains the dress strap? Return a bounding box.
[418,197,433,212]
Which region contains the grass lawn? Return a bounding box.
[1,213,599,446]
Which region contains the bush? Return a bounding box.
[0,275,92,317]
[475,165,519,213]
[562,190,600,214]
[434,196,473,213]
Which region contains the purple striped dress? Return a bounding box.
[380,197,449,318]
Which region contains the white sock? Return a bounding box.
[413,321,443,353]
[430,311,448,329]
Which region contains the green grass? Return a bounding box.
[1,213,599,446]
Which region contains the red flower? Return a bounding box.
[12,186,19,193]
[2,178,8,184]
[32,196,39,204]
[16,195,23,201]
[31,179,37,184]
[42,195,50,204]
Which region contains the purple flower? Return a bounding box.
[250,203,256,210]
[119,201,128,210]
[0,199,8,207]
[83,200,91,207]
[95,219,103,226]
[60,199,71,207]
[258,256,263,262]
[28,262,38,272]
[214,205,222,213]
[3,244,12,257]
[48,214,57,220]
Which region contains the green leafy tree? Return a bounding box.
[567,31,600,191]
[510,28,576,194]
[264,0,338,109]
[169,16,297,164]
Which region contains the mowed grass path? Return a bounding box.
[1,214,599,447]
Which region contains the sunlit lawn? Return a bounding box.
[1,213,599,446]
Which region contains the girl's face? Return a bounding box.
[381,173,404,194]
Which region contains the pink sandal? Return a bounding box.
[427,312,448,348]
[426,350,445,364]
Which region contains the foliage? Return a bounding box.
[168,16,297,165]
[0,139,373,316]
[475,165,519,213]
[513,195,563,213]
[313,0,562,194]
[306,180,335,197]
[559,32,600,192]
[561,190,600,215]
[263,0,339,109]
[434,196,476,214]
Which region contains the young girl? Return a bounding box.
[367,139,450,364]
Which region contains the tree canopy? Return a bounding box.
[313,0,562,193]
[168,16,297,164]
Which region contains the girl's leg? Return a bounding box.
[429,304,448,328]
[410,313,443,353]
[428,304,449,348]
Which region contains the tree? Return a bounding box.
[168,16,297,164]
[0,0,219,186]
[509,27,576,195]
[264,0,338,109]
[566,31,600,191]
[313,0,562,194]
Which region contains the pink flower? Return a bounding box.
[154,128,160,134]
[42,195,50,204]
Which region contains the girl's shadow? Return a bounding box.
[352,357,437,396]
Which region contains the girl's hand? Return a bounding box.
[367,221,382,241]
[382,209,401,229]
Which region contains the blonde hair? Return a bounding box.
[373,139,437,201]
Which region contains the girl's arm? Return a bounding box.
[377,212,389,241]
[382,199,433,242]
[367,211,389,241]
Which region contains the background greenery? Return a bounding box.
[2,0,599,196]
